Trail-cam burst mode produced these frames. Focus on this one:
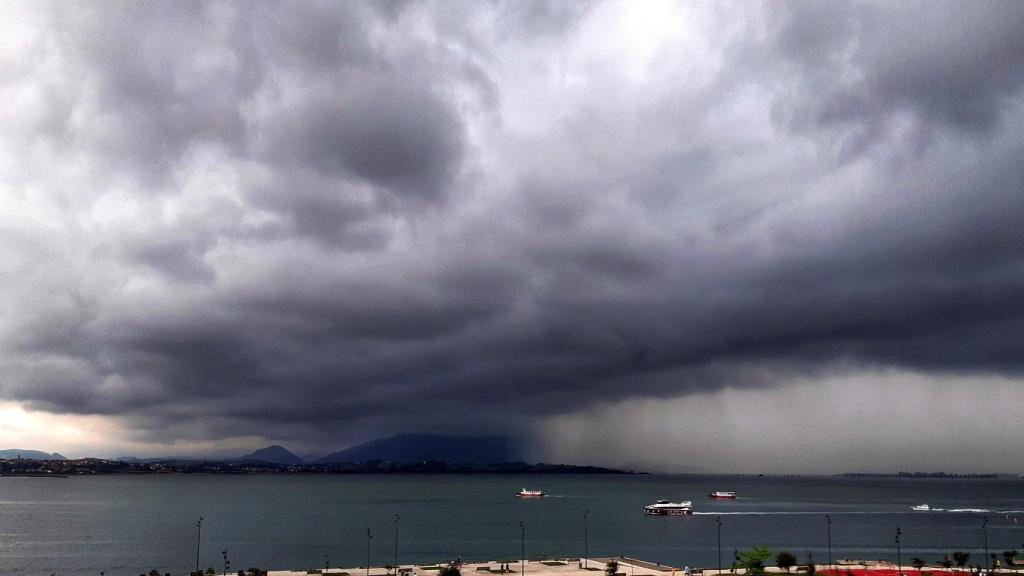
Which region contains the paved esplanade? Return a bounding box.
[269,558,678,576]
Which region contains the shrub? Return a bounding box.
[736,547,772,576]
[776,552,797,572]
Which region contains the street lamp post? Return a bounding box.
[826,515,832,574]
[584,511,589,570]
[895,528,902,576]
[520,521,526,576]
[395,514,401,574]
[716,516,722,576]
[984,517,990,576]
[367,528,373,576]
[196,517,204,576]
[222,548,230,576]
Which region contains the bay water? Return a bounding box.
[2,474,1022,576]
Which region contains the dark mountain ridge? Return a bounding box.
[15,433,536,468]
[238,445,304,465]
[0,449,66,461]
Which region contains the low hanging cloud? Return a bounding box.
[1,1,1023,463]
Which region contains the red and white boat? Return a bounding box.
[516,488,544,498]
[708,491,737,499]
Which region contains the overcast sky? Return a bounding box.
[1,0,1023,471]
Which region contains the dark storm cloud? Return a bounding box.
[1,0,1023,458]
[257,77,465,201]
[47,2,257,178]
[765,0,1024,154]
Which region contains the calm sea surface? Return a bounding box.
[1,474,1022,576]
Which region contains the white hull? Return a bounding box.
[644,500,693,515]
[645,507,693,516]
[516,489,544,498]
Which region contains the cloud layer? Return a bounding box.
[1,1,1022,463]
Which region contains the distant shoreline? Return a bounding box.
[3,458,1020,479]
[0,458,638,476]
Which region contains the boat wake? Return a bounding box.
[915,508,1024,513]
[693,509,1021,515]
[692,511,890,516]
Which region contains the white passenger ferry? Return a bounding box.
[516,488,545,498]
[644,500,693,515]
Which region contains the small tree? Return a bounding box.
[206,568,217,576]
[736,547,772,576]
[776,552,797,572]
[1003,551,1017,567]
[439,566,461,576]
[606,560,619,576]
[941,557,953,569]
[911,559,926,570]
[952,552,970,569]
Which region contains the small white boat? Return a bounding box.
[708,491,737,499]
[644,500,693,515]
[911,503,932,511]
[516,488,544,498]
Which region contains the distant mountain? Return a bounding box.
[318,433,521,464]
[0,449,66,461]
[238,445,304,465]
